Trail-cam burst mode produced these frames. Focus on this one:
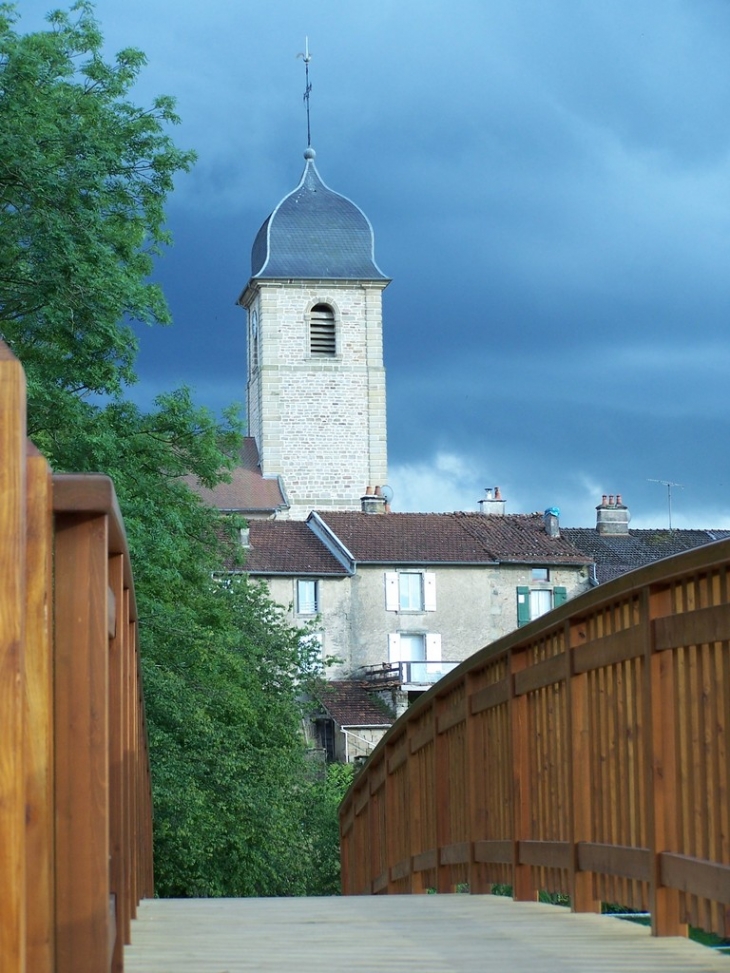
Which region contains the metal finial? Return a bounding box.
[297,37,312,148]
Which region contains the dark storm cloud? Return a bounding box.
[19,0,730,525]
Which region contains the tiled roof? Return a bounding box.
[244,521,348,576]
[317,511,591,565]
[184,438,286,514]
[562,528,730,584]
[251,153,387,281]
[315,681,394,727]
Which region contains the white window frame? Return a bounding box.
[384,571,436,612]
[296,579,319,615]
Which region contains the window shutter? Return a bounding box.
[553,586,568,607]
[423,572,437,611]
[384,572,399,611]
[310,304,335,356]
[516,586,531,627]
[388,633,401,662]
[425,633,442,661]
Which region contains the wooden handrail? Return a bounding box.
[340,534,730,940]
[0,343,153,973]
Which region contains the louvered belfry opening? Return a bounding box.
[310,303,336,356]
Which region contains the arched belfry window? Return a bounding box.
[309,304,336,356]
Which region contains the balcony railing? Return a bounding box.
[359,660,461,689]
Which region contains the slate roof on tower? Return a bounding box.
[250,148,388,281]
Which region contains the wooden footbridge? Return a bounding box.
[2,341,729,972]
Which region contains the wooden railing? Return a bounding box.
[340,539,730,939]
[0,343,153,972]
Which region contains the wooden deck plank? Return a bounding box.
[125,896,730,973]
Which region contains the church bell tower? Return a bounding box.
[238,147,389,519]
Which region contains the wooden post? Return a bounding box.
[406,719,426,893]
[510,646,536,901]
[0,344,27,973]
[466,672,488,894]
[24,444,54,973]
[54,511,111,972]
[109,554,127,972]
[434,699,452,893]
[645,586,688,937]
[566,619,601,913]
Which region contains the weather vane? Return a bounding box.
[297,37,312,148]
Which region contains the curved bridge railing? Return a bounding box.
[0,344,153,973]
[340,537,730,940]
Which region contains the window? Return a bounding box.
[516,585,567,627]
[296,579,319,615]
[309,304,335,356]
[384,571,436,612]
[531,567,549,582]
[398,572,422,611]
[388,632,443,684]
[250,309,259,370]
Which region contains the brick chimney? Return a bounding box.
[361,485,386,515]
[596,494,630,535]
[478,486,506,516]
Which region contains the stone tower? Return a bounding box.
[238,147,389,519]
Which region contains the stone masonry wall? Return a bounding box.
[246,280,388,518]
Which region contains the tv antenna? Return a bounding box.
[648,478,684,531]
[297,37,313,147]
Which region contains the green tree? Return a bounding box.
[301,762,355,896]
[0,0,194,444]
[0,1,343,897]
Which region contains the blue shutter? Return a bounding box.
[553,586,568,607]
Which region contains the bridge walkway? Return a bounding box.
[123,895,729,973]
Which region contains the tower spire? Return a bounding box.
[297,37,312,147]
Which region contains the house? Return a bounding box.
[311,681,394,763]
[562,495,730,583]
[241,500,593,716]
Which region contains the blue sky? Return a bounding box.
[20,0,730,527]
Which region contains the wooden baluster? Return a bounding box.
[109,554,126,972]
[0,345,27,973]
[466,671,488,894]
[407,719,425,893]
[510,646,536,901]
[24,444,54,973]
[645,586,687,937]
[54,510,111,971]
[566,618,601,914]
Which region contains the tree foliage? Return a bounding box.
[0,0,194,439]
[0,2,345,897]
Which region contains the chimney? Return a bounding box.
[544,507,560,538]
[478,486,506,516]
[361,485,386,515]
[596,493,630,535]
